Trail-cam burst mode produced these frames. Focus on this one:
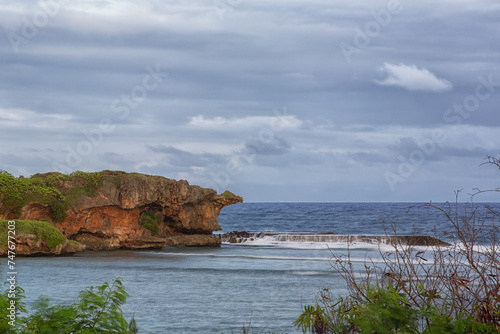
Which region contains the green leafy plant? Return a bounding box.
[354,285,419,334]
[138,210,161,236]
[295,157,500,333]
[0,285,27,333]
[294,304,328,334]
[0,278,138,333]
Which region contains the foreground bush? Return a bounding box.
[0,278,138,334]
[295,157,500,333]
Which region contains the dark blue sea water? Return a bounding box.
[3,202,499,333]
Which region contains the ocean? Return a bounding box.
[3,202,499,333]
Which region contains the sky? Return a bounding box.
[0,0,499,202]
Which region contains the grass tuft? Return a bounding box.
[0,219,67,248]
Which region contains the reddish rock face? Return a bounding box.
[3,172,243,250]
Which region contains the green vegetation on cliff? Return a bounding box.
[0,171,67,221]
[138,210,161,236]
[221,190,237,199]
[0,170,133,222]
[0,219,67,248]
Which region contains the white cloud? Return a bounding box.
[374,63,453,92]
[188,115,303,130]
[0,108,73,128]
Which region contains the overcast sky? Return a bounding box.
[0,0,499,202]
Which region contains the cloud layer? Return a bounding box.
[0,0,499,202]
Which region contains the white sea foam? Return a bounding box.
[220,233,439,253]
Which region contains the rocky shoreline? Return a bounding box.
[218,231,450,246]
[7,233,86,256]
[0,171,243,256]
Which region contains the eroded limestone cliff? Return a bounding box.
[0,219,86,256]
[0,171,243,251]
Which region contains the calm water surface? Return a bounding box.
[3,202,499,333]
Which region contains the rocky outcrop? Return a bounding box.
[0,233,86,256]
[0,171,243,251]
[217,232,450,246]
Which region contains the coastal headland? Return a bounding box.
[0,170,243,256]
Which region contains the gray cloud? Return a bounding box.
[243,136,292,156]
[0,0,499,201]
[147,145,227,168]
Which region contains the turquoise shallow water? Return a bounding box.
[2,202,499,333]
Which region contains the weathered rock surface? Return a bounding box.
[0,171,243,250]
[0,233,86,256]
[217,231,450,246]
